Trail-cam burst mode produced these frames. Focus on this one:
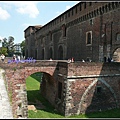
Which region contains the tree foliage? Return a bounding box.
[20,40,25,57]
[7,36,15,56]
[0,36,25,57]
[1,36,15,56]
[0,47,8,56]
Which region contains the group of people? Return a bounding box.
[0,54,21,63]
[12,54,20,61]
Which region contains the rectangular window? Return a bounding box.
[65,14,67,19]
[62,25,66,37]
[80,4,82,11]
[75,7,77,13]
[58,82,62,99]
[96,86,102,94]
[86,31,92,45]
[68,11,70,17]
[72,9,73,15]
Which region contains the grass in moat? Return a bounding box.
[26,72,120,118]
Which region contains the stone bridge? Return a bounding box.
[0,60,120,118]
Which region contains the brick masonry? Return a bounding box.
[0,61,120,118]
[24,2,120,62]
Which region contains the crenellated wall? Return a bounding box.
[24,2,120,62]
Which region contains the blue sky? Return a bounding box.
[0,1,79,44]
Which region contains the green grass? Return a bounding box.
[26,72,64,118]
[69,108,120,118]
[26,72,120,118]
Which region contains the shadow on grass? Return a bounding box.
[27,90,62,115]
[27,90,120,118]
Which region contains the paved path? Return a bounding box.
[0,69,13,119]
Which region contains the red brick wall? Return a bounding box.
[2,61,120,117]
[64,62,120,116]
[25,2,120,62]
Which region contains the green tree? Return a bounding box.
[0,47,8,56]
[2,38,8,47]
[20,40,25,57]
[2,36,15,57]
[7,36,15,56]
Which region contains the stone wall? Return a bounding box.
[1,61,120,118]
[64,62,120,116]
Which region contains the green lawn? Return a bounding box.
[26,72,120,118]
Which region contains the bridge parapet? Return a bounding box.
[68,62,120,77]
[0,60,68,69]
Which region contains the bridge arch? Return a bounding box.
[26,71,56,107]
[77,78,118,115]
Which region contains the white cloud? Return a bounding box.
[0,36,4,40]
[0,7,10,20]
[15,2,39,18]
[0,1,40,18]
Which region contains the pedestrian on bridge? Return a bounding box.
[13,54,16,62]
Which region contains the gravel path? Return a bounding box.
[0,69,13,119]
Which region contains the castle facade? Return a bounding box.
[24,1,120,62]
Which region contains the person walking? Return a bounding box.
[17,55,20,61]
[0,54,5,62]
[13,54,16,62]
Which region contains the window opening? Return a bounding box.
[96,86,102,94]
[58,82,62,99]
[86,31,92,45]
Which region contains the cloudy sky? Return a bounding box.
[0,1,79,44]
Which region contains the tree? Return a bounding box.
[2,38,8,47]
[20,40,25,57]
[0,47,8,56]
[2,36,15,57]
[7,36,15,56]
